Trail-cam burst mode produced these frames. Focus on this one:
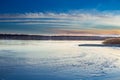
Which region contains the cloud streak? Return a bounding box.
[0,10,120,28]
[0,10,120,35]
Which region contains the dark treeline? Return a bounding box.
[0,34,117,40]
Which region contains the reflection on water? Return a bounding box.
[0,40,120,80]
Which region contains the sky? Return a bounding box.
[0,0,120,36]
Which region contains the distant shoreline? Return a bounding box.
[0,34,119,40]
[79,44,120,47]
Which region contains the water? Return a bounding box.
[0,40,120,80]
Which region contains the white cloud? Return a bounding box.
[0,10,120,29]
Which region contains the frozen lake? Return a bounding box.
[0,40,120,80]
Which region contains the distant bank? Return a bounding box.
[0,34,118,40]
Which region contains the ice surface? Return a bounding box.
[0,40,120,80]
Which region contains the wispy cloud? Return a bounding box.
[0,10,120,35]
[0,10,120,28]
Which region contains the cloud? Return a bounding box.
[0,10,120,30]
[52,29,120,35]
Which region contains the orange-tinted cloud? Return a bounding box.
[53,29,120,36]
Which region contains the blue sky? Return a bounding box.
[0,0,120,13]
[0,0,120,35]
